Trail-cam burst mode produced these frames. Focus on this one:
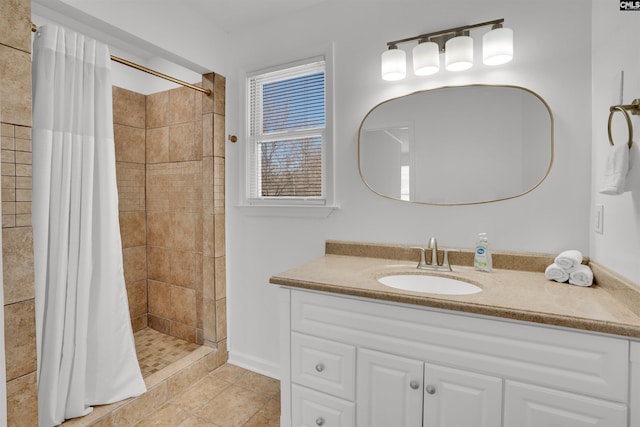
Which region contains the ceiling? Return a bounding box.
[59,0,333,33]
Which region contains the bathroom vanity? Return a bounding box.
[271,241,640,427]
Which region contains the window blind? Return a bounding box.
[248,60,326,200]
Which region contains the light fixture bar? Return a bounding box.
[386,19,504,49]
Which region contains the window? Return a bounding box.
[247,59,327,205]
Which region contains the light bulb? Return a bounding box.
[483,26,513,66]
[413,41,440,76]
[445,35,473,71]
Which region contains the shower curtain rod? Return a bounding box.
[31,23,212,96]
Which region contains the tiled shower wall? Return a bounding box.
[1,0,39,424]
[113,75,227,349]
[1,0,227,421]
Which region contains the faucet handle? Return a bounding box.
[441,249,452,271]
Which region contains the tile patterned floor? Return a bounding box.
[134,328,201,377]
[133,363,281,426]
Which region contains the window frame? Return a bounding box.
[240,52,335,215]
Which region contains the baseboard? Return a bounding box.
[228,350,280,380]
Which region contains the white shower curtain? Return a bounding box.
[32,25,146,427]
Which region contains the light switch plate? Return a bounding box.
[595,204,604,234]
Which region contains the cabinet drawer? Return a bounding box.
[292,384,355,427]
[504,381,628,427]
[292,332,356,400]
[291,289,629,402]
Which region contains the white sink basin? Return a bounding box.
[378,274,482,295]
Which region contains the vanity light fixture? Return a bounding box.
[381,18,513,81]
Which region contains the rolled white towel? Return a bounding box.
[569,265,594,287]
[554,250,583,271]
[545,263,569,283]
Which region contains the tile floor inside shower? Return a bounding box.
[60,328,281,426]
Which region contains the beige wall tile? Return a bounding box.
[119,211,146,248]
[196,287,203,330]
[1,123,14,138]
[148,246,171,283]
[169,123,197,162]
[171,212,198,251]
[112,86,145,128]
[171,285,196,326]
[4,298,37,381]
[169,321,196,344]
[146,127,169,164]
[214,214,225,257]
[170,250,196,289]
[14,150,30,164]
[202,256,215,300]
[146,91,169,129]
[213,74,226,116]
[215,256,226,300]
[2,227,34,304]
[127,278,147,318]
[202,74,214,114]
[123,246,147,284]
[14,213,29,227]
[202,113,213,157]
[131,313,148,332]
[114,124,145,164]
[214,113,225,158]
[116,162,145,212]
[0,45,31,127]
[14,125,30,139]
[203,297,216,342]
[148,314,170,335]
[214,157,225,215]
[146,212,171,247]
[6,371,38,427]
[148,280,171,319]
[0,0,30,53]
[203,214,214,257]
[169,86,195,125]
[215,298,227,340]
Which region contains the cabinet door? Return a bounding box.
[356,348,423,427]
[292,384,355,427]
[423,363,502,427]
[505,381,627,427]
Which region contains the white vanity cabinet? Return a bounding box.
[357,348,502,427]
[279,287,632,427]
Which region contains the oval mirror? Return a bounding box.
[358,85,554,205]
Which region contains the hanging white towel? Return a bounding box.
[569,265,594,287]
[599,144,630,195]
[545,263,569,283]
[554,250,583,271]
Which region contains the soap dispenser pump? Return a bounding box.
[474,233,492,272]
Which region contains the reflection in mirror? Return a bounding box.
[358,85,554,205]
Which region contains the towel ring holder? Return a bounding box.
[608,98,639,148]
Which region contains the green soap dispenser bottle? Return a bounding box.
[474,233,492,272]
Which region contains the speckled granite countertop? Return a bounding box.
[269,240,640,339]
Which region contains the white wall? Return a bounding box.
[225,1,593,376]
[590,3,640,283]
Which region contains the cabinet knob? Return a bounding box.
[315,363,325,373]
[316,417,325,426]
[426,385,436,395]
[409,380,420,390]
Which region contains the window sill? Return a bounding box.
[236,204,339,218]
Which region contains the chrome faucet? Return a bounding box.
[412,237,452,271]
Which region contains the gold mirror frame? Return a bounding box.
[357,84,554,206]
